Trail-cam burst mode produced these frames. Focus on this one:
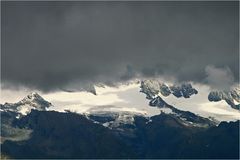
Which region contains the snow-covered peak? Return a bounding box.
[20,92,45,103]
[17,92,52,109]
[1,92,52,116]
[208,87,240,110]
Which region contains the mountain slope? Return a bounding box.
[2,110,136,159]
[1,110,239,159]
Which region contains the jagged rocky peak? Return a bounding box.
[208,87,240,110]
[140,79,162,99]
[170,83,198,98]
[140,79,198,99]
[21,92,44,102]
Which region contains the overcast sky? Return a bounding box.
[1,1,239,92]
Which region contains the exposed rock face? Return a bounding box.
[159,83,171,96]
[149,96,167,108]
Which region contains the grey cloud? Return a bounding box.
[205,65,235,91]
[1,1,239,92]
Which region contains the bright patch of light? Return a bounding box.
[42,83,160,116]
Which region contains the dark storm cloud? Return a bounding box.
[1,1,239,91]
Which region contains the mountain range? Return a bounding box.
[1,80,239,159]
